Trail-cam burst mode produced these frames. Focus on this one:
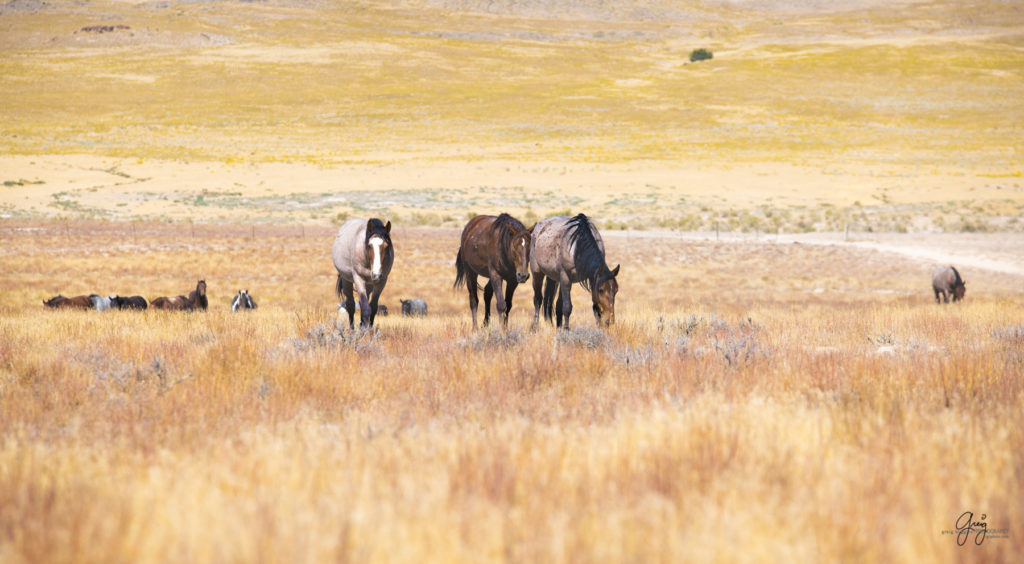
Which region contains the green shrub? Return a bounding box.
[690,48,713,63]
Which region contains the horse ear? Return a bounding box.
[611,264,620,277]
[385,220,391,233]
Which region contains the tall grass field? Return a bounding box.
[0,221,1021,561]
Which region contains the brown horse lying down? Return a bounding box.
[151,280,208,311]
[43,295,94,309]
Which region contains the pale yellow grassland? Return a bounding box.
[0,221,1022,562]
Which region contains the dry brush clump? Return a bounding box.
[0,221,1022,561]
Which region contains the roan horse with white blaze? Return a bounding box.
[454,213,531,329]
[332,218,393,329]
[531,213,620,328]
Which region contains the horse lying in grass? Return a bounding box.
[151,280,207,311]
[43,295,94,309]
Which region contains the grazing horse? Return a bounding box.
[932,265,966,303]
[43,295,93,309]
[231,289,258,312]
[453,213,531,329]
[111,295,148,310]
[531,213,620,328]
[151,280,207,311]
[332,218,394,329]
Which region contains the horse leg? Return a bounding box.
[368,279,386,327]
[543,277,558,324]
[531,273,545,328]
[354,279,372,329]
[466,274,480,330]
[934,288,941,304]
[342,280,356,329]
[483,282,493,327]
[488,274,508,329]
[501,279,517,328]
[559,273,573,329]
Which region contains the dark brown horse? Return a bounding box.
[151,280,207,311]
[454,213,531,329]
[188,280,208,310]
[42,295,93,309]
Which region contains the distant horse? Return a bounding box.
[90,295,113,311]
[110,295,148,310]
[42,295,93,309]
[531,213,620,328]
[332,218,394,328]
[454,213,531,329]
[151,280,207,311]
[231,289,258,312]
[188,280,208,310]
[400,298,427,316]
[932,265,966,303]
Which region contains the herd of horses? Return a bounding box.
[42,214,967,325]
[333,213,620,330]
[43,280,258,312]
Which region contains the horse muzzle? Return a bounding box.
[517,272,530,284]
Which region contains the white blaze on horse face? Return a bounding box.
[369,236,384,279]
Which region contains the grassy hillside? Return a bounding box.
[1,0,1021,169]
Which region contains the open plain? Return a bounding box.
[1,0,1023,562]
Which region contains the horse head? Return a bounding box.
[591,264,620,326]
[195,280,207,296]
[366,219,392,283]
[510,227,531,284]
[953,280,966,301]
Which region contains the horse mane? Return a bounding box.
[950,266,963,285]
[365,218,392,246]
[567,213,611,292]
[492,213,527,251]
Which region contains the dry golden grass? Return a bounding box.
[0,220,1022,562]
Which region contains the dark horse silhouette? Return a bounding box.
[454,213,531,329]
[111,295,148,310]
[333,218,394,329]
[151,280,207,311]
[531,214,620,328]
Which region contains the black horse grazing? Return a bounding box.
[454,213,531,329]
[932,265,966,303]
[531,213,620,328]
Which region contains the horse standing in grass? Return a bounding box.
[932,265,966,303]
[333,218,393,329]
[531,213,620,328]
[43,295,93,309]
[454,213,531,329]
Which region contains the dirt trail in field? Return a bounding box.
[608,230,1024,277]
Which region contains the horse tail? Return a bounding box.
[542,277,557,322]
[335,273,344,297]
[453,247,467,289]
